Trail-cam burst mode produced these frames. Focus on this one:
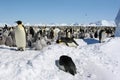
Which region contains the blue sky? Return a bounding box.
[0,0,120,24]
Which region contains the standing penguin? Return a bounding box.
[15,20,26,51]
[99,29,107,43]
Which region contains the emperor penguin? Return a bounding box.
[29,27,35,37]
[0,29,8,45]
[15,20,26,51]
[99,29,107,43]
[0,33,6,45]
[8,27,16,47]
[56,37,79,47]
[5,35,13,47]
[57,55,77,76]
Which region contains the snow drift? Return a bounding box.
[89,20,115,27]
[0,38,120,80]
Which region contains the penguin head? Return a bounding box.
[56,39,62,43]
[16,20,22,25]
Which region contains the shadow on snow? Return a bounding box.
[83,38,99,44]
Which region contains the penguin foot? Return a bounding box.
[17,47,24,51]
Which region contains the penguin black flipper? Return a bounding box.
[65,42,69,46]
[59,55,77,76]
[73,40,79,46]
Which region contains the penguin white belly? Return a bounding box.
[101,32,107,42]
[59,41,77,47]
[67,42,77,47]
[68,32,71,38]
[57,61,65,71]
[15,26,26,48]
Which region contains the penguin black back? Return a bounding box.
[59,55,77,76]
[99,29,105,43]
[29,27,35,37]
[56,37,79,46]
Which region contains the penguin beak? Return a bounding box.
[59,40,62,43]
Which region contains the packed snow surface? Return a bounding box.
[0,38,120,80]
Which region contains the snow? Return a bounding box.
[0,37,120,80]
[89,20,116,27]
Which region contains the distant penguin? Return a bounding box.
[15,20,26,51]
[32,36,48,50]
[99,29,107,43]
[29,27,35,37]
[0,28,8,46]
[5,36,13,47]
[53,27,60,41]
[26,33,33,48]
[0,34,6,45]
[94,31,98,38]
[49,28,54,39]
[40,37,47,47]
[8,27,16,47]
[33,30,42,42]
[44,36,51,45]
[32,39,43,50]
[3,24,9,34]
[56,37,79,47]
[58,55,77,76]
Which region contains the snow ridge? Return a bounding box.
[0,38,120,80]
